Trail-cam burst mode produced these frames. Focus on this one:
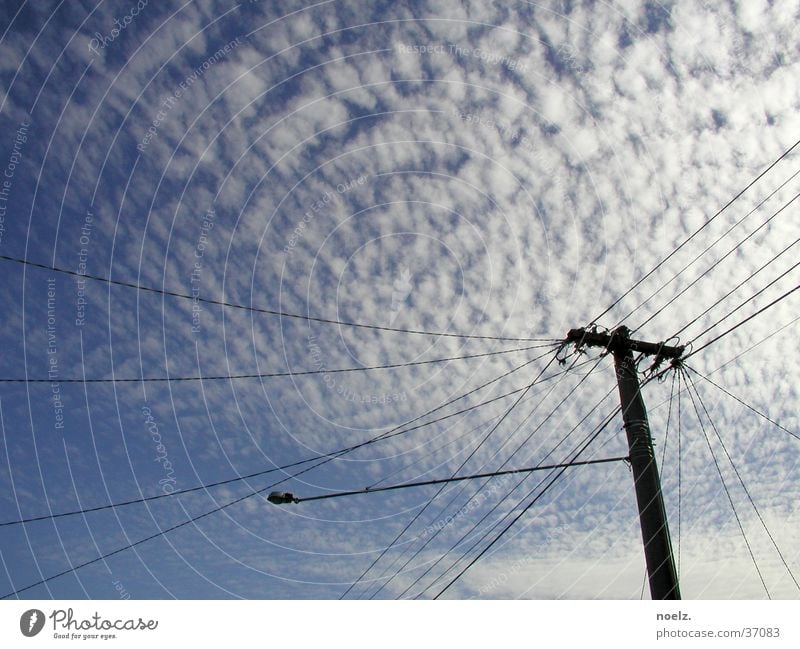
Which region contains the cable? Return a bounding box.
[0,476,285,599]
[415,401,620,600]
[391,361,612,600]
[0,351,562,529]
[659,371,677,472]
[684,365,799,442]
[590,136,800,326]
[633,189,800,334]
[624,174,800,332]
[343,355,605,600]
[339,350,563,599]
[363,353,605,600]
[0,343,553,384]
[431,408,618,599]
[290,456,629,503]
[408,401,617,600]
[684,371,799,592]
[404,355,650,600]
[712,314,800,372]
[681,263,800,349]
[421,361,666,599]
[366,400,534,491]
[670,235,800,340]
[681,368,771,599]
[683,282,800,360]
[0,351,570,597]
[0,253,553,343]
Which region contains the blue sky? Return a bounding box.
[0,0,799,599]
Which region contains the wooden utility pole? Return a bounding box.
[566,326,682,600]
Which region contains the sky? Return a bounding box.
[0,0,798,600]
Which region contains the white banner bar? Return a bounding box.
[1,600,797,648]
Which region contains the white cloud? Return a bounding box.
[0,0,798,601]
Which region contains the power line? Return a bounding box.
[682,264,800,349]
[0,352,576,596]
[590,136,800,326]
[684,365,799,442]
[405,387,616,600]
[430,407,619,599]
[0,253,553,343]
[631,187,800,334]
[659,370,681,590]
[339,350,563,599]
[0,351,563,529]
[288,456,629,503]
[415,399,621,599]
[362,351,606,600]
[390,360,612,600]
[0,477,284,599]
[623,171,800,332]
[0,343,553,384]
[365,396,539,491]
[681,368,771,599]
[677,371,682,578]
[671,234,800,340]
[356,374,591,520]
[684,371,800,592]
[422,361,665,599]
[659,371,677,472]
[712,314,800,372]
[683,282,800,360]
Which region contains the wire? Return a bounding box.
[684,365,799,442]
[623,174,800,332]
[0,477,284,599]
[683,282,800,360]
[421,361,668,599]
[682,263,800,349]
[408,395,617,600]
[0,343,553,384]
[0,253,553,343]
[339,350,563,599]
[0,351,572,597]
[671,235,800,340]
[431,408,619,599]
[366,400,534,491]
[711,314,800,373]
[0,351,562,529]
[681,368,771,599]
[416,402,621,600]
[393,361,612,600]
[364,353,605,600]
[659,371,677,472]
[291,456,629,503]
[683,371,799,592]
[633,189,800,334]
[589,136,800,326]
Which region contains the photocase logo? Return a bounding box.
[20,609,45,637]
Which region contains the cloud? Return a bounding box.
[0,0,798,600]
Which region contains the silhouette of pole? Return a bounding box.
[567,326,681,599]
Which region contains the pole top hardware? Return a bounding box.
[566,326,685,360]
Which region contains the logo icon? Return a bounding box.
[20,609,45,637]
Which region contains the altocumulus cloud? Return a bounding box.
[0,0,798,600]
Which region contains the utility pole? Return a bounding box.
[566,326,682,600]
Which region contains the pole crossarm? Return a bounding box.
[566,327,685,360]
